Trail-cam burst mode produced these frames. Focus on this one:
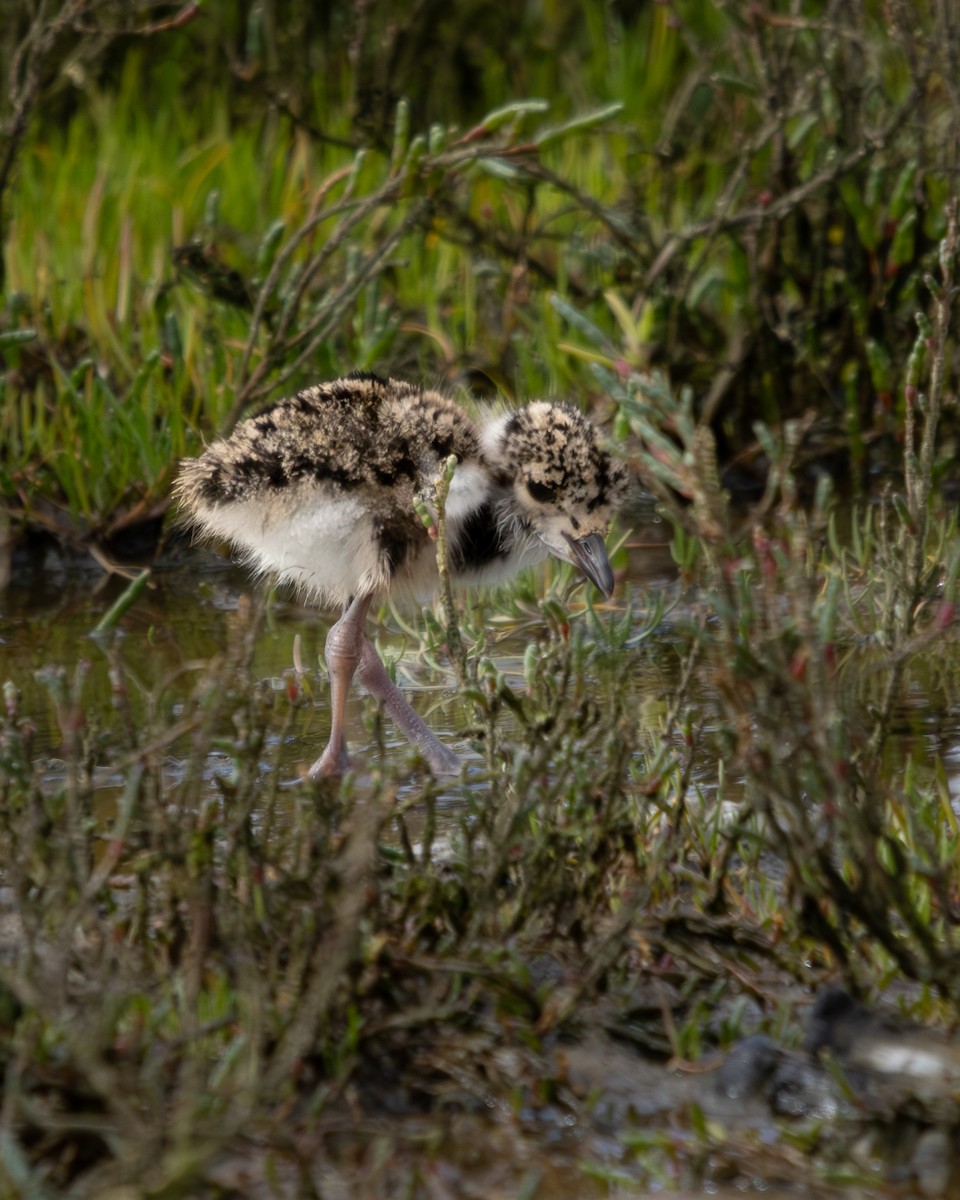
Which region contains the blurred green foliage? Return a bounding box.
[0,0,958,541]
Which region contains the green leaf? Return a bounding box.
[534,102,623,148]
[549,293,612,349]
[0,329,37,348]
[91,570,152,636]
[256,219,287,274]
[708,72,759,96]
[476,157,524,181]
[477,99,549,134]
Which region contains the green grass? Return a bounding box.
[3,78,634,529]
[3,2,957,536]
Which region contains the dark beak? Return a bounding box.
[564,532,615,598]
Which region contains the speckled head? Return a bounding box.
[486,401,631,596]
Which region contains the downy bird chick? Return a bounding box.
[176,373,629,776]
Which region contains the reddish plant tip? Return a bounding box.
[935,601,955,630]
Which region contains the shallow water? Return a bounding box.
[1,518,680,778]
[6,515,960,812]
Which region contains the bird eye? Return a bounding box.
[526,479,557,503]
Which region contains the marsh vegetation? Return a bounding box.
[3,2,960,1195]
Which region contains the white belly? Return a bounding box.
[198,490,389,606]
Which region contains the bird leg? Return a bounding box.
[309,593,372,779]
[354,638,461,776]
[309,594,460,779]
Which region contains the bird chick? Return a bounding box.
[176,373,629,777]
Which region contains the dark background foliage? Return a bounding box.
[1,0,958,527]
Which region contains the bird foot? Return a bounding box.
[308,740,461,780]
[421,742,461,777]
[307,737,351,779]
